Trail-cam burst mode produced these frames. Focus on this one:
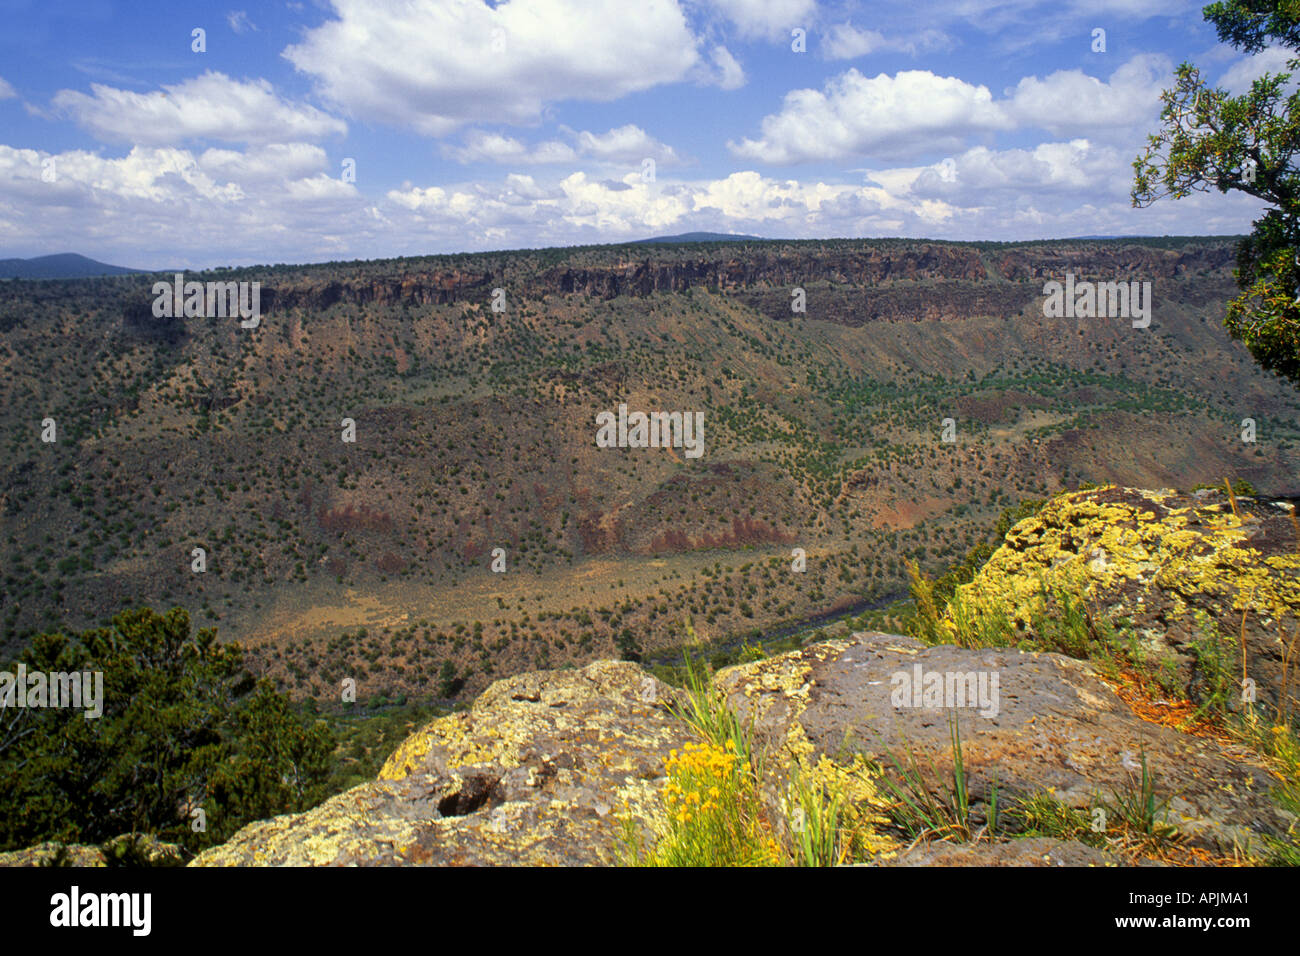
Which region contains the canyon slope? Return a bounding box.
[1,237,1297,703]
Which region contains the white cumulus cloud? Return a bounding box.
[1219,45,1298,95]
[283,0,709,137]
[53,72,347,146]
[1005,54,1171,134]
[444,125,679,166]
[707,46,747,90]
[731,55,1173,163]
[730,69,1012,163]
[708,0,817,41]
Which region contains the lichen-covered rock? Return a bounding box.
[0,842,109,867]
[188,631,1292,866]
[0,833,184,867]
[947,485,1300,718]
[716,633,1289,855]
[191,661,685,866]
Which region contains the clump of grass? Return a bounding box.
[669,652,753,759]
[876,714,995,844]
[1230,716,1300,865]
[621,653,781,866]
[1279,623,1299,727]
[909,562,1115,660]
[906,560,944,645]
[1007,791,1105,847]
[1032,583,1111,658]
[944,584,1016,649]
[1002,768,1186,860]
[1103,751,1178,845]
[1185,610,1238,723]
[784,766,845,867]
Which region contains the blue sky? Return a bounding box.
[0,0,1286,269]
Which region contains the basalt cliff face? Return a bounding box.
[226,239,1237,317]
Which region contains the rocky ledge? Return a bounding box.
[182,627,1288,865]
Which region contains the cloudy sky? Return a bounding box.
[0,0,1287,269]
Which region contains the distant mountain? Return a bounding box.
[0,253,144,279]
[628,231,765,244]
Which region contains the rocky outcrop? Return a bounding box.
[945,486,1300,720]
[259,270,496,312]
[192,661,683,866]
[12,481,1294,867]
[716,633,1287,855]
[186,630,1291,865]
[0,842,110,867]
[0,833,184,867]
[539,244,992,298]
[881,836,1128,867]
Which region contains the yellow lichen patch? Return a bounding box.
[720,639,852,713]
[378,711,511,780]
[731,638,853,683]
[379,714,463,780]
[382,661,685,783]
[944,487,1299,638]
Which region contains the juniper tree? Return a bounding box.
[0,606,334,855]
[1133,0,1300,386]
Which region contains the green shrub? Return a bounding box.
[0,607,335,855]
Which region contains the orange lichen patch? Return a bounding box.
[1100,668,1235,745]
